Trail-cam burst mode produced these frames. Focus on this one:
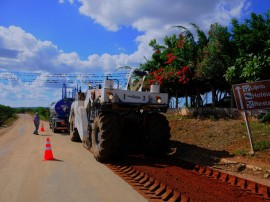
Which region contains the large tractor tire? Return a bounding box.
[70,115,81,142]
[144,113,171,156]
[121,112,144,153]
[91,112,121,162]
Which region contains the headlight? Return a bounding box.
[109,94,114,100]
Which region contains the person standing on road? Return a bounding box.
[33,112,40,135]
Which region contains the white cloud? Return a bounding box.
[0,0,252,107]
[0,72,59,107]
[76,0,249,32]
[0,25,143,75]
[74,0,250,65]
[0,1,250,75]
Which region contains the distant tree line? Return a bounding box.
[0,105,50,126]
[16,107,50,120]
[138,11,270,108]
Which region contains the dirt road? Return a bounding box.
[0,114,147,202]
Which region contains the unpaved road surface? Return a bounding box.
[0,114,147,202]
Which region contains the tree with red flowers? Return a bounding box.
[142,33,198,108]
[139,11,270,109]
[140,24,209,108]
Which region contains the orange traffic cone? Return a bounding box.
[44,137,54,160]
[41,123,44,132]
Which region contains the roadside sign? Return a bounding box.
[232,80,270,110]
[232,80,270,155]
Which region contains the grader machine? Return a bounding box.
[69,70,171,162]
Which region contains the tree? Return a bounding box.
[140,31,198,108]
[140,10,270,109]
[226,11,270,83]
[0,105,16,126]
[197,23,235,106]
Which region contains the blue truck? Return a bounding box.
[49,84,75,133]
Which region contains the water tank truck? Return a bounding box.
[49,84,75,133]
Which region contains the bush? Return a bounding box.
[0,105,16,126]
[21,107,50,121]
[259,112,270,123]
[254,140,270,151]
[234,149,246,156]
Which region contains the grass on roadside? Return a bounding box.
[233,149,247,156]
[254,140,270,151]
[166,112,270,161]
[233,140,270,157]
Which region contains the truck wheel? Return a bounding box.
[144,113,171,156]
[91,112,121,162]
[70,116,81,142]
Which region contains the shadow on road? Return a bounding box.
[169,140,234,167]
[43,158,64,162]
[108,140,234,169]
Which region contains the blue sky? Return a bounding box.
[1,0,140,58]
[0,0,269,107]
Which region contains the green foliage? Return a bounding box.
[36,107,50,120]
[0,105,16,126]
[254,140,270,151]
[209,115,219,121]
[141,30,199,100]
[28,107,50,120]
[259,112,270,123]
[197,23,234,92]
[13,107,50,121]
[140,10,270,108]
[226,11,270,83]
[234,149,246,156]
[225,53,270,83]
[231,12,270,55]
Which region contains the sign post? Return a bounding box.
[243,110,255,155]
[232,80,270,155]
